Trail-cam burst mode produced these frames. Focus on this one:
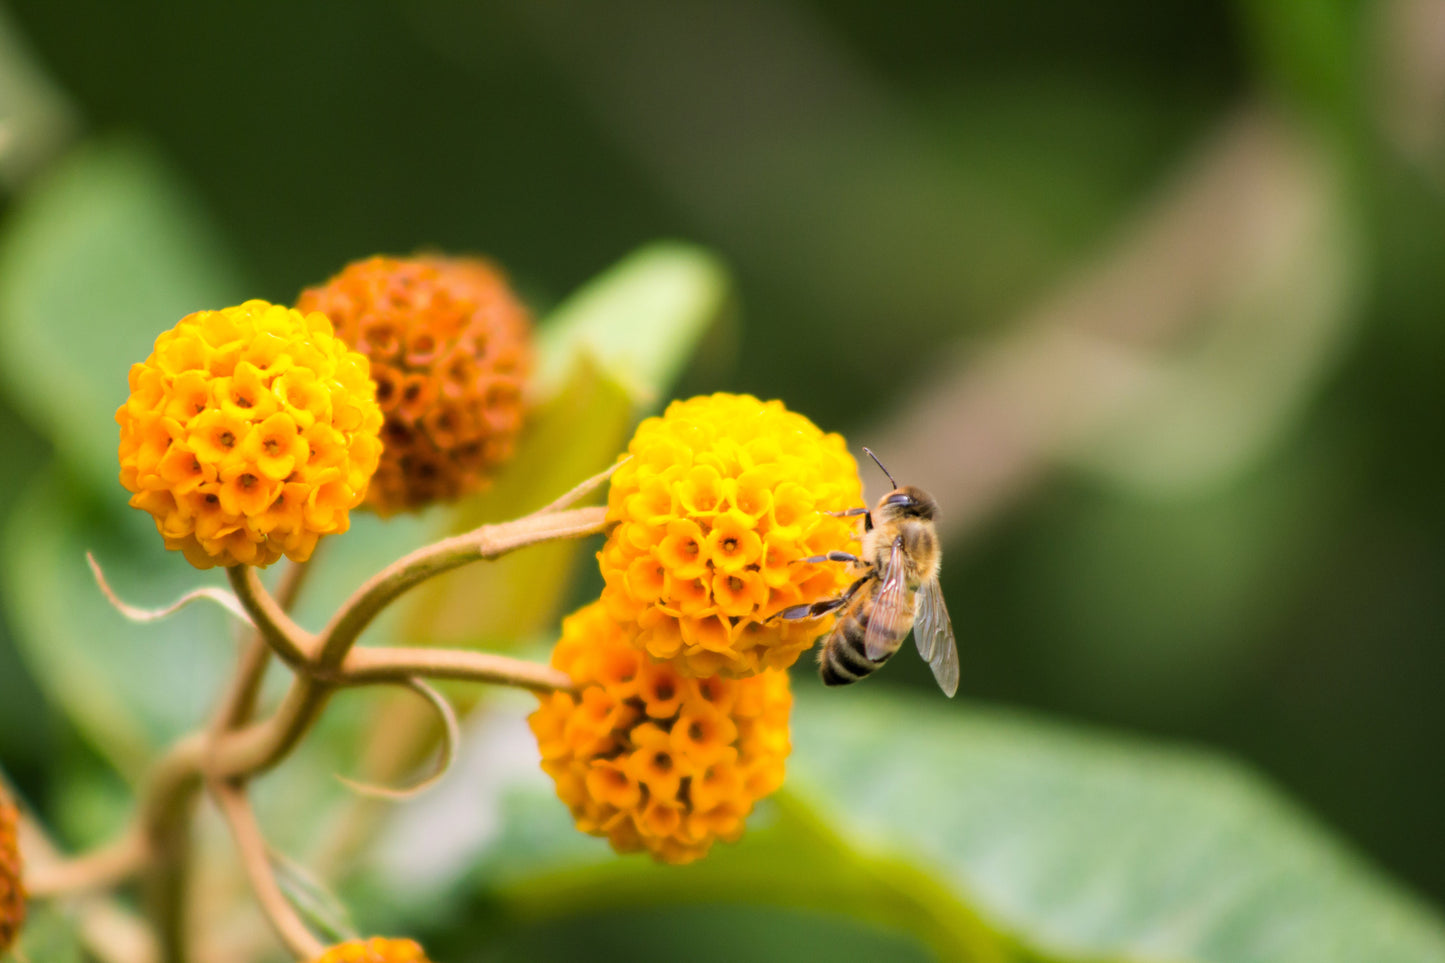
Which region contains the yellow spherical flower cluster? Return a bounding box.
[599,393,863,677]
[117,300,384,569]
[530,601,792,865]
[309,938,430,963]
[297,255,532,515]
[0,792,24,953]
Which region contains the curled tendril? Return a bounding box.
[88,552,253,626]
[334,678,460,801]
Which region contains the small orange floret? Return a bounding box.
[529,601,792,865]
[116,301,383,569]
[297,254,532,515]
[600,393,863,677]
[309,937,431,963]
[0,790,25,953]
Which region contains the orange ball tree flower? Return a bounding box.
[530,601,792,864]
[599,393,863,677]
[297,255,532,515]
[0,791,24,953]
[309,937,431,962]
[116,300,384,569]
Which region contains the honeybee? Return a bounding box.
[774,448,959,697]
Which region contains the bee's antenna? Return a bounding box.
[861,447,898,489]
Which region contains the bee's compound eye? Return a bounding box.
[884,493,916,510]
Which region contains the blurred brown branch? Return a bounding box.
[6,773,157,963]
[867,106,1347,541]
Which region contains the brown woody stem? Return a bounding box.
[226,565,316,669]
[211,781,325,960]
[338,646,574,693]
[213,556,317,734]
[23,829,148,897]
[201,506,603,780]
[317,505,607,666]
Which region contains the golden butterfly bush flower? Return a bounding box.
[599,393,864,677]
[530,601,792,865]
[296,255,532,515]
[116,300,384,569]
[0,790,24,953]
[309,938,431,963]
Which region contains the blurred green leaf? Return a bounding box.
[1,470,234,778]
[788,693,1445,963]
[361,691,1445,963]
[0,400,49,766]
[535,242,731,404]
[1236,0,1365,134]
[402,357,631,648]
[0,139,247,494]
[0,465,432,783]
[0,3,77,190]
[3,903,86,963]
[438,903,931,963]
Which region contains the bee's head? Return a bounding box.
[874,485,937,522]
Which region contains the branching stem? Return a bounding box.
[29,464,614,961]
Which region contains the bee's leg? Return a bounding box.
[769,572,874,622]
[801,551,862,565]
[824,506,873,533]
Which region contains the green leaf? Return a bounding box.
[401,358,630,649]
[788,692,1445,963]
[0,3,78,190]
[535,242,732,404]
[361,690,1445,963]
[1236,0,1365,134]
[0,139,247,493]
[1,470,235,778]
[3,902,86,963]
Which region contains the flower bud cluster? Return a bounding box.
[0,792,24,953]
[117,300,384,568]
[120,255,535,567]
[310,937,431,962]
[531,602,791,864]
[297,255,531,515]
[600,393,863,677]
[532,393,862,863]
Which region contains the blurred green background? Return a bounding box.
[1,0,1443,960]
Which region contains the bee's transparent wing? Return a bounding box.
[914,577,959,697]
[864,537,908,661]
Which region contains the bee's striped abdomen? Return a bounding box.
[820,608,898,687]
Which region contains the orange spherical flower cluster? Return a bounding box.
[599,393,863,677]
[309,938,430,963]
[530,601,792,865]
[117,300,384,568]
[0,792,24,953]
[297,255,532,515]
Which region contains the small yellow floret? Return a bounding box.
[117,300,384,569]
[529,601,792,865]
[599,393,863,677]
[309,937,430,963]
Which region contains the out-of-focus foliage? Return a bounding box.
[0,0,1443,960]
[357,691,1445,962]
